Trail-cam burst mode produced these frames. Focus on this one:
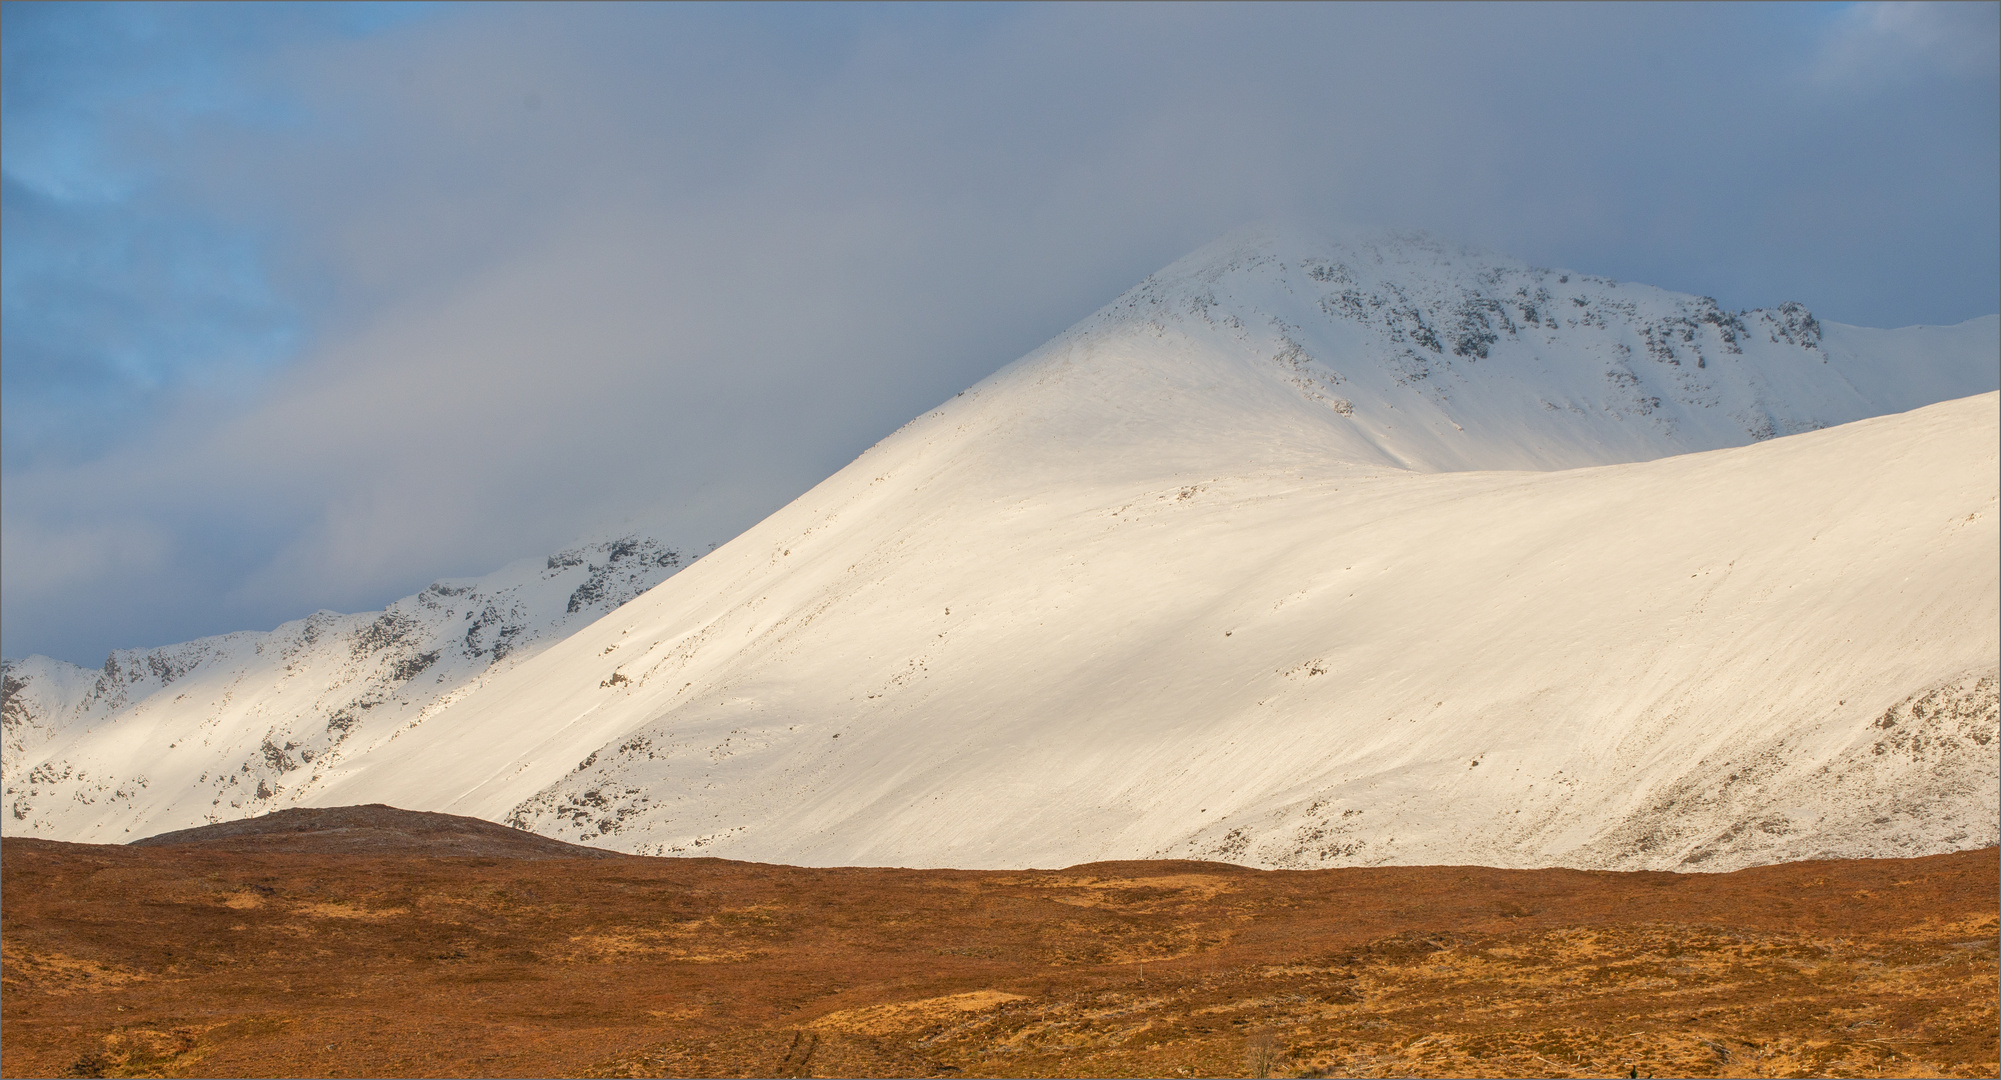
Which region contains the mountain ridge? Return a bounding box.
[3,535,688,836]
[6,226,1997,868]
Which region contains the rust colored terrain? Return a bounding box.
[2,808,1994,1079]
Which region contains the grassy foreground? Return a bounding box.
[1,834,1993,1078]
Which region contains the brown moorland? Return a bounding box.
[1,807,1994,1079]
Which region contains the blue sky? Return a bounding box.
[3,1,1997,665]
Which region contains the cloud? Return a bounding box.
[1816,1,2001,86]
[2,3,1996,664]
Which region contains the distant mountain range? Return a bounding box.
[6,226,1996,870]
[4,536,685,835]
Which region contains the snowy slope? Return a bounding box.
[6,226,1996,868]
[1,656,99,772]
[295,388,1997,872]
[2,536,686,838]
[279,227,1996,871]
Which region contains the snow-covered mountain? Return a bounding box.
[3,536,686,837]
[5,226,1996,869]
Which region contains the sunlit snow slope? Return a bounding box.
[3,537,686,838]
[6,227,1997,869]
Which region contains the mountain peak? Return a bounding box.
[973,224,1988,475]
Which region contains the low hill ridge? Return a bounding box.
[127,804,623,858]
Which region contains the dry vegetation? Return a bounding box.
[0,815,1993,1079]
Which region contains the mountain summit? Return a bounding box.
[984,224,1995,473]
[6,227,1997,870]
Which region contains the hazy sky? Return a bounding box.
[4,1,1998,666]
